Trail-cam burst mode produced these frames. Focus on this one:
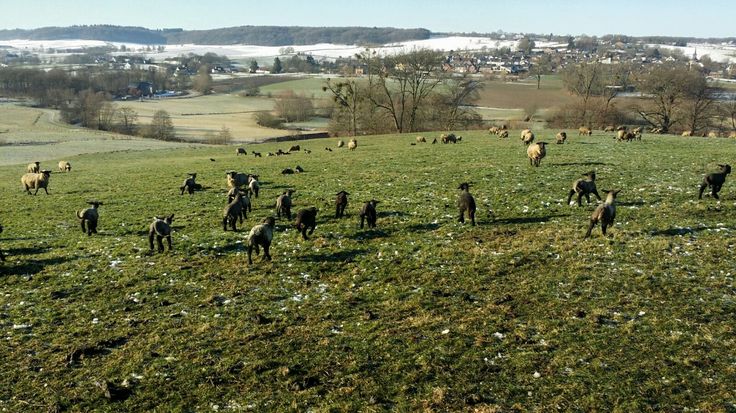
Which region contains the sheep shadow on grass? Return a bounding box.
[550,161,609,167]
[350,229,392,241]
[494,214,566,225]
[298,248,369,263]
[649,226,714,237]
[0,256,77,276]
[405,223,440,233]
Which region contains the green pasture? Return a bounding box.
[1,129,735,411]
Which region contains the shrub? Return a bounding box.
[255,112,283,128]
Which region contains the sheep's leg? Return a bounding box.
[584,193,591,204]
[223,217,229,231]
[308,225,315,235]
[263,243,271,261]
[0,250,4,261]
[592,190,602,201]
[469,210,476,226]
[157,236,165,253]
[335,206,340,218]
[148,232,155,250]
[567,189,575,205]
[247,246,254,264]
[458,211,465,223]
[360,215,365,229]
[42,187,48,195]
[230,218,237,232]
[180,186,185,195]
[698,183,707,199]
[712,185,721,199]
[584,220,597,238]
[301,226,309,240]
[286,210,291,220]
[601,222,608,236]
[81,220,87,233]
[91,221,97,234]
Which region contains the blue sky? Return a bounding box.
[0,0,733,38]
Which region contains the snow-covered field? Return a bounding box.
[2,36,734,63]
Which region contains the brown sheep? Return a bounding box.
[289,144,301,152]
[149,214,174,252]
[276,189,294,220]
[359,200,379,229]
[699,164,731,200]
[295,207,318,240]
[247,217,276,264]
[578,126,592,136]
[348,138,358,150]
[567,171,601,206]
[77,201,103,236]
[585,190,621,238]
[335,190,349,218]
[27,161,40,173]
[521,129,534,145]
[58,161,72,172]
[457,183,476,225]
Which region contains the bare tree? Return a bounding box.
[323,78,363,136]
[440,75,484,130]
[147,110,175,141]
[364,49,446,133]
[561,62,605,123]
[115,106,138,135]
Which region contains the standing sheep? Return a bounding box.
[584,190,621,238]
[149,214,174,252]
[21,170,51,195]
[359,200,379,229]
[248,175,260,198]
[567,171,602,206]
[77,201,103,236]
[335,190,349,218]
[337,140,345,148]
[416,136,426,143]
[58,161,72,172]
[578,126,592,136]
[526,142,547,167]
[223,191,247,231]
[180,173,198,195]
[348,138,358,151]
[27,161,40,173]
[698,164,731,200]
[295,207,318,240]
[236,148,247,156]
[227,187,251,219]
[498,130,509,139]
[457,183,476,226]
[276,190,294,220]
[226,171,249,189]
[289,145,300,152]
[247,217,276,264]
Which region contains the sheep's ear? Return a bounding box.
[613,189,621,195]
[168,214,175,221]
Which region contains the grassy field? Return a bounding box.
[1,129,735,411]
[0,104,193,166]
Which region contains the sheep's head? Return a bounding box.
[188,172,197,178]
[718,164,732,175]
[458,182,470,191]
[263,216,276,226]
[584,171,596,179]
[87,201,103,208]
[337,190,349,196]
[41,170,51,177]
[165,214,174,224]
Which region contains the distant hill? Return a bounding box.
[0,25,431,46]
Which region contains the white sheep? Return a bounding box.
[21,170,51,195]
[526,142,547,167]
[27,161,40,173]
[58,161,71,172]
[348,138,357,150]
[521,129,534,145]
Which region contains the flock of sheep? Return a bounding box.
[1,130,731,264]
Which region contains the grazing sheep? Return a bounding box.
[226,171,249,189]
[276,149,288,156]
[632,126,643,135]
[584,190,621,238]
[441,133,457,144]
[416,136,426,143]
[348,138,358,150]
[27,161,40,173]
[253,151,262,157]
[526,142,547,167]
[682,130,693,137]
[236,147,247,156]
[281,168,294,175]
[304,149,312,154]
[567,171,602,206]
[295,207,318,240]
[432,138,438,144]
[498,130,509,139]
[267,152,275,157]
[247,217,276,264]
[707,131,719,138]
[457,183,476,226]
[578,126,592,136]
[223,191,247,231]
[325,147,333,152]
[77,201,103,236]
[58,161,72,172]
[149,214,174,252]
[489,126,500,135]
[335,190,349,218]
[295,165,304,173]
[248,175,260,198]
[289,144,300,152]
[337,140,345,148]
[698,164,731,200]
[276,189,294,220]
[359,200,379,229]
[603,125,615,132]
[555,131,567,144]
[521,129,534,145]
[616,125,627,131]
[180,173,198,195]
[21,170,51,195]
